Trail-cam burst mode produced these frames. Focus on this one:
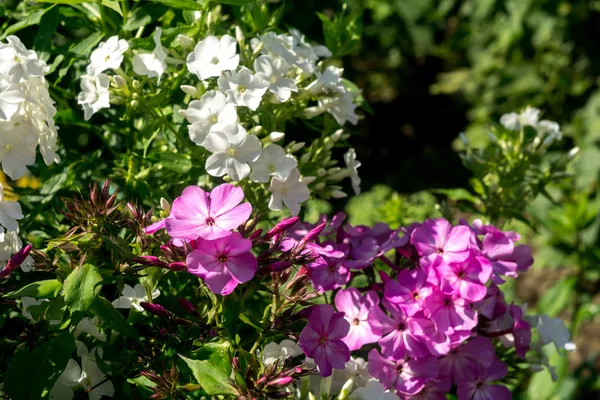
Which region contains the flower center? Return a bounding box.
[206,217,215,226]
[318,336,328,344]
[413,291,420,300]
[210,115,219,124]
[218,254,228,263]
[437,248,444,255]
[226,147,237,157]
[476,381,483,389]
[211,57,219,64]
[13,55,21,63]
[397,323,406,331]
[444,298,453,307]
[105,54,111,62]
[353,318,360,325]
[238,85,247,93]
[5,144,12,152]
[457,270,465,279]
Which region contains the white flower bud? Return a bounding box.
[314,182,325,191]
[270,131,285,142]
[112,75,126,88]
[248,126,263,135]
[252,41,264,57]
[301,176,316,185]
[300,153,311,163]
[160,198,171,214]
[331,190,347,199]
[132,80,141,90]
[331,129,343,142]
[176,34,194,49]
[327,167,341,174]
[130,99,139,107]
[235,26,245,43]
[180,85,197,96]
[290,142,305,152]
[317,168,327,177]
[337,378,354,399]
[568,147,579,159]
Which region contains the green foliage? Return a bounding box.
[63,264,103,312]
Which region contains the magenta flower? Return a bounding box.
[411,218,471,267]
[439,337,495,382]
[307,254,351,292]
[299,304,350,377]
[165,184,252,240]
[368,300,429,358]
[367,349,439,395]
[186,232,257,295]
[424,289,478,335]
[512,244,533,272]
[473,284,508,320]
[480,231,517,282]
[385,268,431,315]
[409,313,470,356]
[456,360,511,400]
[334,288,381,351]
[438,253,492,302]
[508,304,531,358]
[407,376,452,400]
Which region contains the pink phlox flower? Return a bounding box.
[409,313,470,357]
[186,232,257,295]
[334,287,381,350]
[406,376,452,400]
[165,184,252,240]
[286,212,347,241]
[480,231,517,283]
[345,228,408,269]
[145,219,166,234]
[473,284,508,320]
[411,218,471,268]
[303,241,350,291]
[506,304,531,358]
[456,359,511,400]
[299,304,351,377]
[424,289,478,335]
[439,336,495,383]
[368,299,429,359]
[367,348,439,396]
[438,252,492,302]
[384,268,432,316]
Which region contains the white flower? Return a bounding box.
[78,74,110,121]
[182,90,237,145]
[500,106,540,131]
[529,314,576,353]
[0,80,24,120]
[74,316,107,342]
[112,283,160,312]
[217,67,268,111]
[0,36,48,81]
[133,28,167,82]
[0,184,22,231]
[306,91,358,126]
[253,55,298,102]
[0,229,22,262]
[49,354,115,400]
[86,36,129,76]
[306,66,344,94]
[344,149,361,195]
[186,35,239,80]
[203,123,262,181]
[268,168,310,216]
[0,117,38,180]
[349,381,399,400]
[249,144,297,183]
[21,296,60,324]
[329,358,372,395]
[262,339,302,366]
[256,32,315,75]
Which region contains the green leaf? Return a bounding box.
[128,375,157,397]
[537,276,576,317]
[213,0,254,4]
[5,279,63,299]
[153,152,193,174]
[4,331,75,400]
[63,264,103,312]
[1,8,53,39]
[70,31,105,56]
[36,0,92,3]
[33,6,60,61]
[123,3,167,31]
[432,188,479,203]
[148,0,204,10]
[90,296,137,338]
[239,313,262,330]
[180,353,237,396]
[102,0,123,16]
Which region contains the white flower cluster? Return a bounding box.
[0,36,60,180]
[180,31,361,215]
[499,106,562,149]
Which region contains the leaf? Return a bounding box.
[36,0,92,3]
[149,0,205,10]
[5,279,63,299]
[63,264,103,312]
[180,352,237,396]
[123,3,167,31]
[70,31,105,55]
[4,331,75,400]
[153,152,193,174]
[90,296,137,339]
[1,8,53,39]
[537,276,576,317]
[213,0,254,4]
[33,6,60,61]
[239,313,262,330]
[40,169,68,196]
[102,0,123,16]
[432,188,479,203]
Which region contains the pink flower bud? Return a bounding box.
[169,262,187,271]
[0,244,32,279]
[140,302,170,317]
[134,256,169,268]
[265,217,300,240]
[269,261,292,272]
[267,376,294,387]
[249,228,263,240]
[177,298,197,314]
[298,223,326,248]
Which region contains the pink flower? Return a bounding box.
[507,304,531,358]
[367,349,439,395]
[424,290,478,335]
[411,218,471,267]
[368,300,429,358]
[334,288,380,351]
[165,184,252,240]
[439,337,495,382]
[299,304,350,377]
[406,376,452,400]
[512,244,533,272]
[481,231,517,282]
[473,284,507,320]
[186,232,257,295]
[409,313,470,356]
[384,268,431,316]
[456,359,511,400]
[438,253,492,302]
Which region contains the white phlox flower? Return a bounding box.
[262,339,303,366]
[132,28,168,82]
[0,183,23,231]
[249,144,297,183]
[0,36,48,81]
[253,55,298,102]
[86,36,129,76]
[349,381,399,400]
[186,35,239,80]
[78,74,110,121]
[112,283,160,312]
[182,90,237,145]
[217,67,268,111]
[74,316,107,342]
[268,168,310,216]
[343,148,361,195]
[306,66,345,94]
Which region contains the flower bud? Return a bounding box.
[301,176,316,185]
[331,129,343,142]
[337,378,354,399]
[317,168,326,177]
[130,99,139,107]
[169,262,187,271]
[160,198,171,214]
[300,153,311,163]
[112,75,127,88]
[314,182,325,191]
[290,142,305,152]
[132,80,141,90]
[134,255,169,268]
[177,298,197,314]
[298,223,326,249]
[568,147,579,159]
[0,244,33,279]
[265,216,300,239]
[140,302,170,317]
[235,26,245,43]
[330,190,347,199]
[180,85,197,96]
[248,125,263,135]
[267,376,294,387]
[176,34,194,49]
[270,131,285,142]
[268,261,292,272]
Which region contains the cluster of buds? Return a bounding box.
[139,361,183,400]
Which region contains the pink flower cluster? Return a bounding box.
[298,217,534,399]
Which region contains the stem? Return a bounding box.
[249,331,264,355]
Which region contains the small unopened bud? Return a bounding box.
[266,216,300,239]
[130,99,139,107]
[134,255,169,268]
[314,182,325,191]
[232,357,240,371]
[268,261,292,272]
[140,302,170,317]
[267,376,294,387]
[298,223,326,249]
[337,378,354,399]
[301,176,316,185]
[0,244,32,279]
[180,85,197,96]
[176,34,194,49]
[317,168,326,177]
[177,298,197,314]
[568,147,579,159]
[113,75,126,88]
[289,142,305,152]
[132,80,141,90]
[331,129,343,142]
[270,131,285,142]
[331,190,347,199]
[235,26,245,43]
[300,153,311,163]
[160,198,171,214]
[169,262,187,271]
[248,125,263,135]
[252,41,264,56]
[249,228,263,240]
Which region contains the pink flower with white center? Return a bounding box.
[165,184,252,241]
[334,288,380,351]
[411,218,471,268]
[407,376,452,400]
[456,360,511,400]
[186,232,257,295]
[424,289,478,335]
[439,337,495,382]
[299,304,350,377]
[367,349,439,396]
[384,268,431,316]
[438,253,492,302]
[368,300,429,359]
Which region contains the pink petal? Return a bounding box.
[187,249,221,275]
[203,268,238,295]
[483,232,514,259]
[343,323,379,351]
[312,345,333,377]
[226,252,257,284]
[484,360,508,382]
[210,184,245,215]
[444,225,471,253]
[144,219,165,234]
[172,186,209,219]
[328,312,350,340]
[473,385,511,400]
[308,304,335,336]
[215,202,252,232]
[367,306,396,336]
[165,217,214,240]
[334,287,361,315]
[325,340,351,370]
